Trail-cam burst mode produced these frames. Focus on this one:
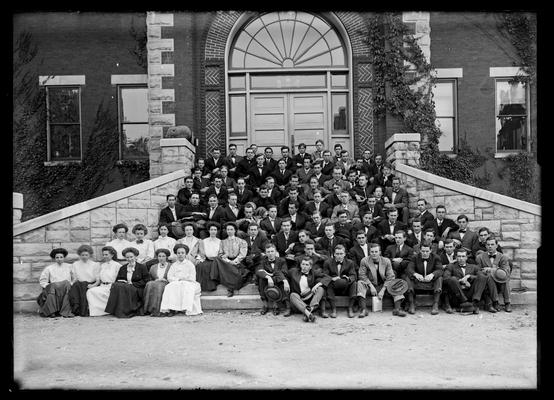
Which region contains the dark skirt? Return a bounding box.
[142,280,169,316]
[196,259,218,291]
[210,258,243,291]
[105,282,144,318]
[37,281,73,317]
[68,281,93,316]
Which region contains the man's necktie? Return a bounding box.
[136,240,143,244]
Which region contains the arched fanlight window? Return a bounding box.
[230,11,346,69]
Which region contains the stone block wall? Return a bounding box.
[13,170,188,312]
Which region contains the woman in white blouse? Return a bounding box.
[37,248,75,318]
[142,248,172,317]
[68,244,100,316]
[195,222,221,291]
[160,243,202,316]
[177,222,200,264]
[86,246,121,317]
[105,223,133,262]
[153,224,177,262]
[131,223,155,265]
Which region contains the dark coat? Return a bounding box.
[286,212,308,231]
[423,218,459,240]
[384,187,410,209]
[235,188,255,206]
[348,244,370,267]
[384,243,414,262]
[204,186,229,206]
[304,201,332,219]
[351,223,380,244]
[236,157,256,179]
[176,188,194,206]
[158,204,187,226]
[272,231,299,256]
[245,233,270,259]
[321,258,357,286]
[205,205,227,226]
[293,152,312,169]
[377,219,408,239]
[448,229,480,257]
[287,267,326,295]
[115,263,150,289]
[221,204,243,223]
[273,168,293,187]
[443,261,481,280]
[417,210,435,227]
[305,221,326,239]
[205,156,227,174]
[316,235,346,256]
[308,172,330,187]
[264,157,278,172]
[259,217,283,238]
[406,253,443,279]
[255,257,288,282]
[249,164,273,189]
[405,231,424,248]
[358,203,386,225]
[321,161,335,176]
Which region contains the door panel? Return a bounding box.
[250,94,288,155]
[290,93,326,155]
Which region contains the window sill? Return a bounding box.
[43,160,81,166]
[494,151,526,159]
[116,159,149,166]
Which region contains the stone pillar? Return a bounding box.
[385,133,421,168]
[160,138,196,176]
[147,11,176,178]
[13,192,23,225]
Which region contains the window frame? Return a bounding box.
[117,84,149,160]
[434,78,458,154]
[45,85,83,162]
[494,77,530,156]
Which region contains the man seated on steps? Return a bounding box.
[256,243,290,317]
[294,239,328,273]
[287,257,328,323]
[476,236,512,313]
[321,244,358,318]
[244,223,269,284]
[356,243,409,318]
[404,241,444,315]
[442,247,497,314]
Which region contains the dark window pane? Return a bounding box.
[331,94,348,135]
[48,87,80,123]
[121,87,148,123]
[496,116,527,151]
[50,124,81,159]
[122,124,149,159]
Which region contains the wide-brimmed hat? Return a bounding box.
[171,224,187,239]
[386,278,408,296]
[264,286,284,302]
[491,268,509,284]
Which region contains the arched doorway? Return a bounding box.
[225,11,353,156]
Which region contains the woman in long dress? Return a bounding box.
[142,249,172,317]
[153,224,177,262]
[214,222,247,297]
[105,247,150,318]
[195,222,221,291]
[177,222,200,264]
[105,223,133,262]
[68,244,100,316]
[86,246,121,317]
[37,248,75,318]
[160,244,202,316]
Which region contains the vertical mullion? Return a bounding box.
[327,71,332,149]
[78,86,82,160]
[246,73,251,143]
[46,86,51,161]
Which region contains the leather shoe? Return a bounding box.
[431,303,439,315]
[227,289,234,297]
[445,306,453,314]
[358,309,368,318]
[486,305,497,313]
[283,308,291,317]
[320,311,329,318]
[302,314,309,322]
[473,305,480,314]
[330,310,337,318]
[393,309,407,317]
[272,306,280,316]
[308,313,316,323]
[260,306,268,315]
[408,303,415,314]
[504,303,512,313]
[347,307,355,318]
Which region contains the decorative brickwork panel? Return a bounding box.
[205,11,244,60]
[358,62,372,84]
[334,12,370,57]
[205,91,221,153]
[205,66,220,86]
[356,88,374,157]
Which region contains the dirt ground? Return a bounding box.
[12,305,537,390]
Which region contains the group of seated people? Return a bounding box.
[36,141,514,322]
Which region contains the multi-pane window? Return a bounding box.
[434,79,457,152]
[46,86,82,160]
[119,86,149,159]
[495,79,528,152]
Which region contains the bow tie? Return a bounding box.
[136,240,143,244]
[489,254,496,258]
[302,272,309,276]
[459,229,466,233]
[459,264,466,268]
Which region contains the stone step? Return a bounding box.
[13,289,537,313]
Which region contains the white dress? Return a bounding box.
[105,238,134,260]
[86,260,121,316]
[160,259,202,315]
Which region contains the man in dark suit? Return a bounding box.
[272,218,299,257]
[321,244,358,318]
[406,218,424,248]
[316,223,346,257]
[352,211,380,244]
[236,203,258,235]
[192,168,211,203]
[333,210,355,247]
[248,153,273,191]
[158,194,187,239]
[182,192,208,238]
[205,147,227,177]
[205,194,227,227]
[348,230,371,269]
[384,177,410,225]
[305,211,327,240]
[177,176,195,206]
[416,198,435,227]
[358,195,385,226]
[224,143,242,180]
[256,243,290,316]
[360,149,373,175]
[294,239,328,272]
[475,227,504,256]
[259,205,282,239]
[422,205,459,250]
[293,143,312,170]
[297,157,314,184]
[280,146,296,173]
[221,192,242,224]
[368,154,384,184]
[265,176,283,204]
[404,242,443,315]
[309,162,330,187]
[278,187,306,218]
[351,174,374,208]
[304,190,331,220]
[236,147,256,183]
[285,202,307,231]
[287,256,328,322]
[448,214,480,262]
[235,178,254,206]
[439,239,457,267]
[377,208,408,250]
[203,175,229,207]
[321,150,335,176]
[384,230,414,278]
[219,165,237,195]
[442,247,495,314]
[244,223,270,284]
[253,185,274,211]
[273,159,293,191]
[263,147,278,172]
